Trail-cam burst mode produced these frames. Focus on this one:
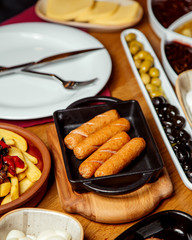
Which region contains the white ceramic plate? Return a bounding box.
[0,22,112,120]
[121,28,192,191]
[35,0,143,32]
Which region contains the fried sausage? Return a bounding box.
[73,118,131,159]
[64,109,119,150]
[79,131,131,178]
[94,137,146,177]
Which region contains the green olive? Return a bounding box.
[134,59,142,69]
[150,90,163,98]
[140,73,151,85]
[145,83,158,92]
[125,33,136,42]
[151,77,161,87]
[139,60,153,73]
[149,67,160,77]
[145,54,154,64]
[129,40,143,50]
[130,44,141,55]
[133,50,151,60]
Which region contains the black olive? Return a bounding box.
[173,115,186,129]
[162,118,174,128]
[166,105,179,117]
[152,96,167,108]
[185,138,192,147]
[185,169,192,182]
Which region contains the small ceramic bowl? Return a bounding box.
[176,70,192,128]
[160,30,192,85]
[0,123,51,215]
[169,11,192,38]
[0,208,84,240]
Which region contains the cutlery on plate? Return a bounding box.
[0,47,104,76]
[21,69,97,89]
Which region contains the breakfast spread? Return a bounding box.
[2,1,192,239]
[0,129,42,205]
[6,229,72,240]
[46,0,142,26]
[164,41,192,75]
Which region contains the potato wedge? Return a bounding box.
[10,177,19,201]
[22,151,38,164]
[1,193,12,205]
[8,147,27,174]
[17,172,26,182]
[0,181,11,197]
[3,139,15,146]
[0,128,27,152]
[19,177,34,195]
[25,158,42,182]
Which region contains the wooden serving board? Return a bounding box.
[47,125,174,224]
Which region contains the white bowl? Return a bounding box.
[160,30,192,85]
[147,0,166,39]
[169,11,192,37]
[0,208,84,240]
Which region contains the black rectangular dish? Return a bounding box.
[114,210,192,240]
[53,96,164,195]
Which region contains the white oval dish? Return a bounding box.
[160,30,192,85]
[121,28,192,191]
[0,208,84,240]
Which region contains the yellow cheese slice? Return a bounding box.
[46,0,94,20]
[90,1,141,25]
[75,1,119,22]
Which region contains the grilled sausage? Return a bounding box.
[79,131,131,178]
[74,118,131,159]
[64,109,119,150]
[95,137,146,177]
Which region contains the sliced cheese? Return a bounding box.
[75,1,119,22]
[90,1,141,25]
[46,0,94,20]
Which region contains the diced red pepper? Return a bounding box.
[12,156,24,169]
[3,156,15,170]
[0,140,10,149]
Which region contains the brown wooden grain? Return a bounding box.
[25,0,192,239]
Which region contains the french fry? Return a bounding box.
[23,151,38,164]
[1,193,12,205]
[8,147,27,174]
[0,129,27,151]
[19,177,34,195]
[25,158,41,183]
[10,177,19,201]
[0,182,11,197]
[17,172,26,182]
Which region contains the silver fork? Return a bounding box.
[21,69,97,89]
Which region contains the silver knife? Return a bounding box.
[0,47,104,76]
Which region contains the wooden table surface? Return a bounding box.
[26,1,192,239]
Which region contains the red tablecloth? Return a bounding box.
[0,6,111,127]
